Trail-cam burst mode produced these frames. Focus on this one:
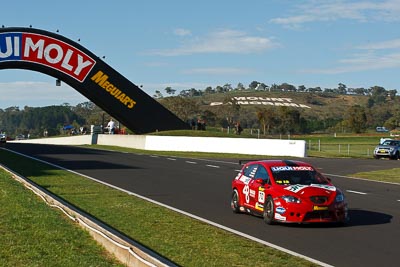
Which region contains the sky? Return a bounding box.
[0,0,399,109]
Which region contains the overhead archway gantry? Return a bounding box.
[0,27,189,134]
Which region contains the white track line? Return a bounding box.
[206,164,220,168]
[346,190,367,195]
[3,148,333,267]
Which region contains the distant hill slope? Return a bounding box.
[193,91,369,119]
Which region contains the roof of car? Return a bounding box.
[243,159,312,167]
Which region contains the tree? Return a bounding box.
[308,87,322,93]
[222,96,240,127]
[249,81,260,90]
[298,85,306,92]
[279,83,296,92]
[215,86,224,93]
[270,83,279,91]
[346,105,367,133]
[201,110,217,126]
[256,107,278,135]
[276,107,302,134]
[367,86,387,107]
[235,82,246,91]
[352,87,367,95]
[164,87,176,95]
[204,86,214,94]
[223,83,233,92]
[159,97,198,122]
[153,90,163,99]
[388,89,397,100]
[337,83,347,94]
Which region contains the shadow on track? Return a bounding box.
[346,208,393,226]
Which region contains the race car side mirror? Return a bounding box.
[255,178,265,184]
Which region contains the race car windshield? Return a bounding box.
[272,170,329,185]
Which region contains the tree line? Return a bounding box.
[155,81,397,99]
[0,103,106,138]
[0,83,398,137]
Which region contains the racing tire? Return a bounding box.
[231,189,241,213]
[391,152,400,160]
[263,196,275,225]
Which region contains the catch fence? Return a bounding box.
[307,140,377,158]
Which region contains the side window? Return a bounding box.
[255,165,270,184]
[243,164,258,178]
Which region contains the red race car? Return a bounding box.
[231,159,348,224]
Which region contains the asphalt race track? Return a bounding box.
[4,143,400,267]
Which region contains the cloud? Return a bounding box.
[302,38,400,74]
[182,67,253,75]
[147,29,278,56]
[270,0,400,28]
[356,38,400,50]
[173,28,191,36]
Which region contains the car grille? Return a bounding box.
[310,196,328,204]
[304,210,332,221]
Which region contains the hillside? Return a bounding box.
[196,90,369,119]
[159,88,400,134]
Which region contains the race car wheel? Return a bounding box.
[231,189,241,213]
[263,196,275,225]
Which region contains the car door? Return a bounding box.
[249,165,271,212]
[240,164,259,208]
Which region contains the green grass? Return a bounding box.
[0,168,123,267]
[0,149,318,267]
[292,134,383,158]
[1,132,398,266]
[349,168,400,183]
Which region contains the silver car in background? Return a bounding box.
[373,139,400,160]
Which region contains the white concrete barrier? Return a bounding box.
[97,134,147,150]
[13,134,307,157]
[144,136,306,157]
[14,135,93,145]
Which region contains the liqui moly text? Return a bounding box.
[0,32,96,82]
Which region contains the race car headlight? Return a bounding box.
[389,147,395,152]
[335,192,345,202]
[281,195,301,203]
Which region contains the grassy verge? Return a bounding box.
[349,168,400,184]
[0,168,123,267]
[0,149,318,267]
